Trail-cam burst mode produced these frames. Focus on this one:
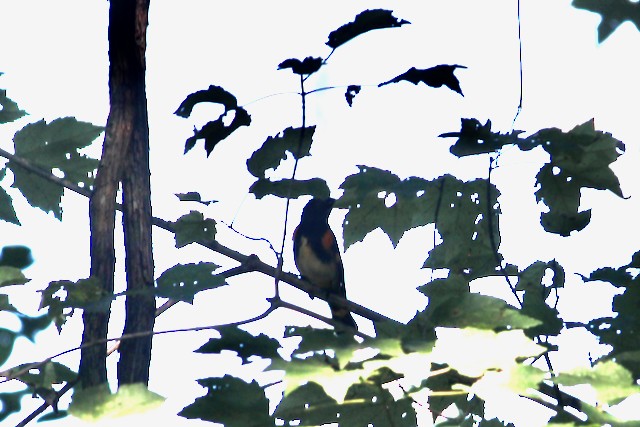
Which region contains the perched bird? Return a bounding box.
[293,197,357,330]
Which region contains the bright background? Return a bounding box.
[1,1,639,425]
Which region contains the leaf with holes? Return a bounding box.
[338,166,437,248]
[156,262,225,303]
[531,119,624,235]
[247,126,315,178]
[173,211,216,248]
[9,118,102,219]
[249,177,330,200]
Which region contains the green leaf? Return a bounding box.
[176,192,217,205]
[0,89,27,124]
[341,382,417,426]
[275,382,338,426]
[69,383,164,421]
[0,179,19,225]
[326,9,410,49]
[173,211,216,248]
[195,325,281,362]
[9,361,76,389]
[431,328,546,378]
[18,313,51,342]
[155,262,225,303]
[179,376,273,426]
[440,118,526,157]
[39,277,112,331]
[421,176,502,278]
[338,166,437,248]
[249,177,330,200]
[554,361,640,405]
[532,119,624,235]
[9,118,102,219]
[573,0,640,42]
[247,126,316,178]
[0,328,17,366]
[0,390,30,422]
[0,266,28,287]
[516,261,564,338]
[419,285,541,330]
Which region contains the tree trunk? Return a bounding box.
[79,0,152,389]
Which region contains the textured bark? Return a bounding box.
[117,0,155,385]
[79,0,150,389]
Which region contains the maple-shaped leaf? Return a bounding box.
[379,65,467,95]
[422,176,503,278]
[338,166,437,248]
[327,9,410,49]
[246,126,315,178]
[180,376,273,426]
[155,262,225,303]
[440,118,526,156]
[573,0,640,42]
[0,89,27,124]
[278,57,323,75]
[9,118,102,219]
[249,177,330,200]
[531,119,625,235]
[173,211,216,248]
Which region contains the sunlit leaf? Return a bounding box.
[69,383,164,421]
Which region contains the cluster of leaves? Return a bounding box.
[0,2,639,426]
[167,7,640,427]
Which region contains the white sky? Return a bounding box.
[1,1,639,426]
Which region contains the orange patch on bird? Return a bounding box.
[321,230,335,251]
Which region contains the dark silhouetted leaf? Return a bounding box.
[379,64,467,95]
[0,245,33,269]
[0,390,30,422]
[179,376,273,426]
[18,313,51,342]
[0,179,19,225]
[0,89,27,124]
[327,9,410,49]
[249,177,330,200]
[174,85,238,118]
[247,126,315,178]
[0,328,16,365]
[278,57,323,75]
[531,119,624,235]
[440,118,526,156]
[345,85,361,107]
[196,325,281,362]
[155,262,225,303]
[176,192,217,206]
[184,107,251,156]
[572,0,640,42]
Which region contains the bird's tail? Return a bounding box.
[330,303,357,330]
